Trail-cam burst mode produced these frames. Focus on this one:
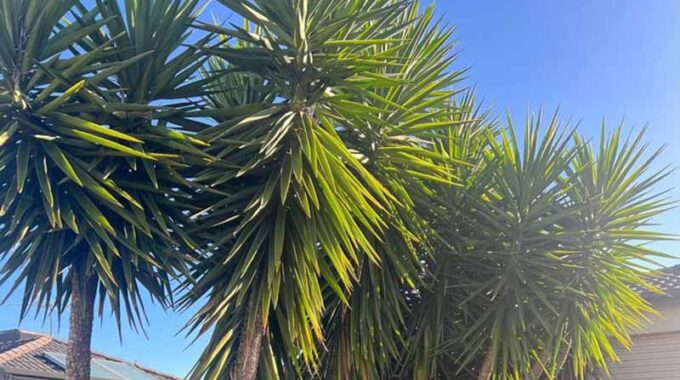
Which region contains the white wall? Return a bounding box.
[636,296,680,335]
[601,296,680,379]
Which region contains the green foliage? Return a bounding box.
[401,113,673,380]
[396,93,498,380]
[0,0,205,332]
[177,1,673,379]
[0,1,672,379]
[181,0,468,378]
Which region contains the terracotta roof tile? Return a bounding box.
[0,335,52,364]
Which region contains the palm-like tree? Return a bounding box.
[402,114,672,379]
[0,1,206,378]
[312,5,468,379]
[395,92,498,380]
[0,1,671,380]
[181,0,465,379]
[178,1,674,379]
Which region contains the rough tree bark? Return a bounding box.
[477,347,494,380]
[229,299,265,380]
[65,263,97,380]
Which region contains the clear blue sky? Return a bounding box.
[0,1,678,377]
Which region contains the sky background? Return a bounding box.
[0,0,679,377]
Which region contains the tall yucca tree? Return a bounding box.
[312,6,467,379]
[182,1,466,379]
[0,0,206,378]
[554,127,672,379]
[395,92,498,380]
[404,114,672,379]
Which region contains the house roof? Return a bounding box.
[0,329,180,380]
[642,264,680,296]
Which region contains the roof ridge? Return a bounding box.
[661,263,680,271]
[0,335,52,364]
[132,362,183,380]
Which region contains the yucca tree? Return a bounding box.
[395,92,498,380]
[0,1,671,380]
[0,0,207,378]
[180,1,674,378]
[181,1,468,379]
[311,6,467,379]
[403,114,673,379]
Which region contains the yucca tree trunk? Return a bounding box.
[230,300,265,380]
[66,263,97,380]
[477,347,494,380]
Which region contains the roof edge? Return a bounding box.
[0,335,52,364]
[1,367,64,379]
[47,335,181,380]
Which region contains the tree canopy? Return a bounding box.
[0,1,673,379]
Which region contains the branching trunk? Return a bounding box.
[66,264,97,380]
[477,347,494,380]
[230,299,265,380]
